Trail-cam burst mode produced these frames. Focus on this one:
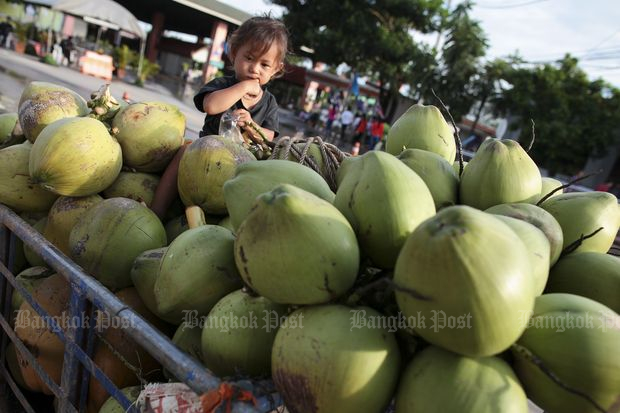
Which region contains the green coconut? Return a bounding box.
[540,191,619,254]
[235,184,359,305]
[88,288,169,413]
[335,151,436,268]
[0,143,59,212]
[102,171,160,207]
[18,81,89,143]
[385,103,456,161]
[164,214,189,243]
[452,159,467,177]
[394,205,535,357]
[69,198,167,291]
[537,176,564,202]
[154,224,242,324]
[29,117,123,196]
[223,159,335,231]
[272,305,401,413]
[218,216,234,233]
[0,112,19,146]
[546,252,620,313]
[98,386,142,413]
[14,273,70,394]
[395,346,528,413]
[164,213,223,243]
[512,293,620,413]
[201,289,289,377]
[11,266,55,316]
[111,101,185,172]
[493,215,550,296]
[163,321,205,380]
[398,148,458,209]
[44,194,104,255]
[6,342,28,389]
[460,138,542,210]
[129,247,177,323]
[178,135,256,214]
[23,217,48,267]
[486,202,564,266]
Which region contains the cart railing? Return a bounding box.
[0,204,278,413]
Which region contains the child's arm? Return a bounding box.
[203,79,261,115]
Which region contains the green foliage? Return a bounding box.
[13,21,30,42]
[492,56,620,175]
[134,59,160,86]
[270,0,446,119]
[416,1,489,121]
[40,53,58,66]
[113,44,137,70]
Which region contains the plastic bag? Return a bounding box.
[218,110,244,144]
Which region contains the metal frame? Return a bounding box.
[0,205,279,413]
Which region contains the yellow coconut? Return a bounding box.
[111,102,185,172]
[29,117,122,196]
[18,81,89,142]
[0,143,59,212]
[44,194,103,255]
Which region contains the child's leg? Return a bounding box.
[150,142,190,220]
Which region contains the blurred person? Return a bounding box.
[340,106,354,141]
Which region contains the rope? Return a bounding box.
[268,135,349,191]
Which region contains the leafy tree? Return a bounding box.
[415,1,489,122]
[270,0,446,120]
[492,55,620,175]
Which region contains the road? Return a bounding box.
[0,48,306,140]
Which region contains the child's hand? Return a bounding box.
[233,108,254,128]
[242,79,261,99]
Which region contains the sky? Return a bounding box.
[223,0,620,87]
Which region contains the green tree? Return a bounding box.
[416,1,489,122]
[270,0,446,120]
[492,55,620,175]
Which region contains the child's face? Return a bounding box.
[232,42,283,86]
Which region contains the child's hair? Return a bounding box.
[228,16,289,78]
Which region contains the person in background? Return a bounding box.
[150,16,289,220]
[340,106,354,142]
[352,113,367,145]
[60,35,74,66]
[0,17,13,49]
[369,115,385,150]
[595,181,613,192]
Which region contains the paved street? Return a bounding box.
[0,48,306,140]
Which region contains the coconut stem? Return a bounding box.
[510,343,607,413]
[345,276,391,306]
[185,206,206,229]
[536,171,601,206]
[561,227,604,257]
[431,89,464,177]
[386,279,434,301]
[526,119,536,152]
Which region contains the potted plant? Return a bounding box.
[13,21,30,54]
[135,59,160,86]
[113,45,136,79]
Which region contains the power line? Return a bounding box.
[476,0,551,9]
